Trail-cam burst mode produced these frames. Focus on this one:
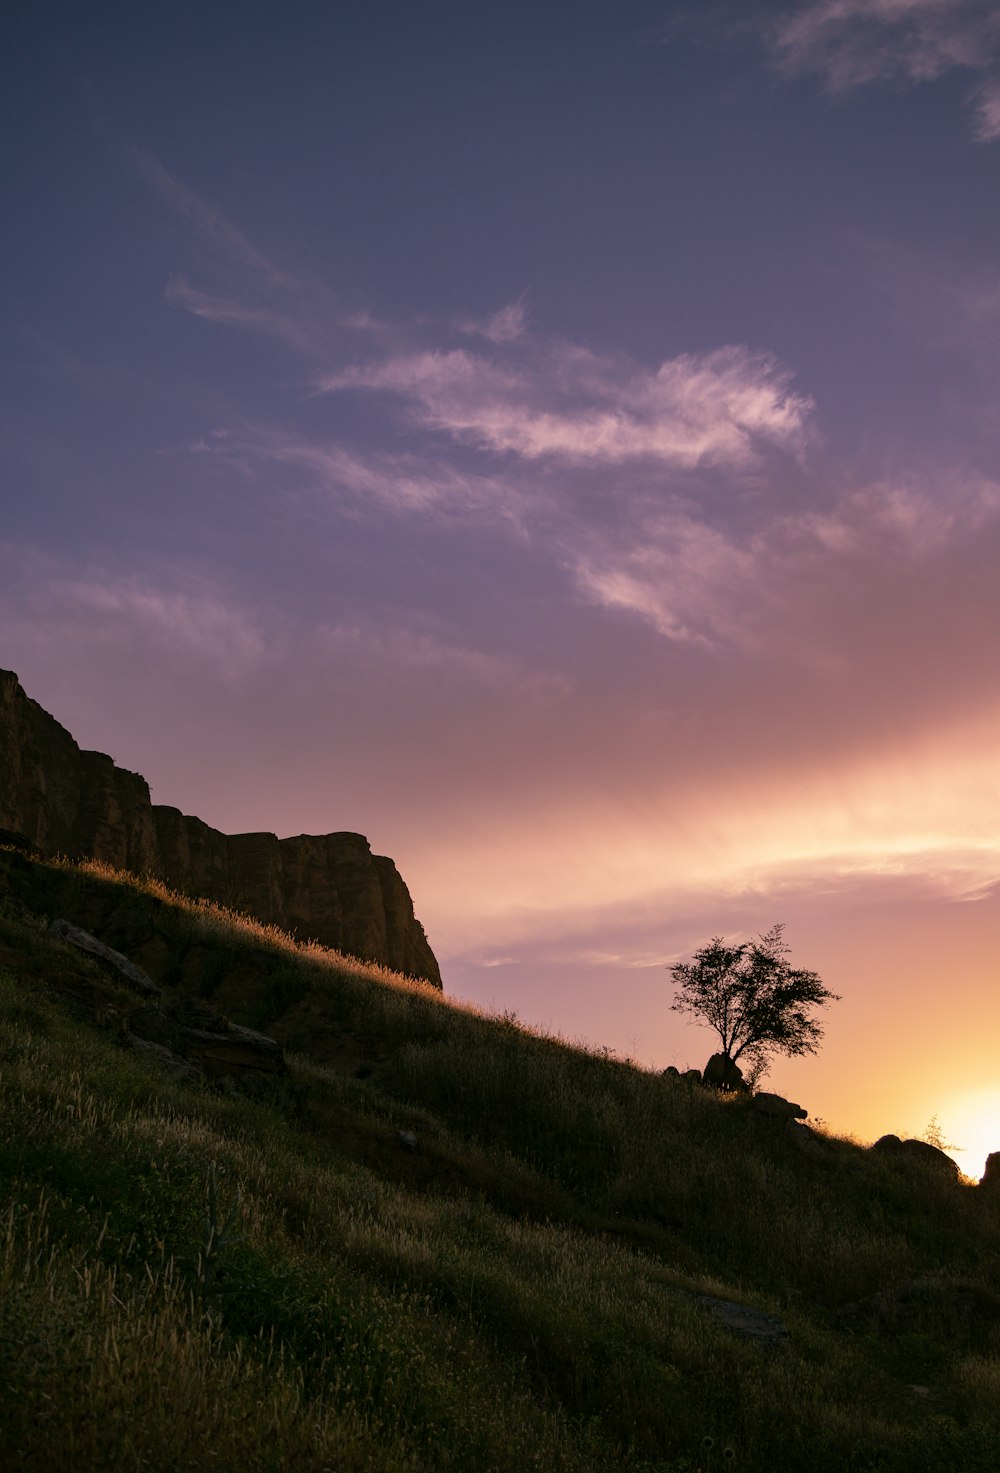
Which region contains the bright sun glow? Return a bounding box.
[939,1091,1000,1181]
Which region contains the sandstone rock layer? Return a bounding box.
[0,669,441,986]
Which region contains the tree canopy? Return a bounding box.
[668,924,839,1083]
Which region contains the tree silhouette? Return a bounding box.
[669,924,839,1085]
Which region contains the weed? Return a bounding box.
[194,1160,243,1316]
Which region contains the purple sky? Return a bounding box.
[4,1,1000,1172]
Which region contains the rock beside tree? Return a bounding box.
[702,1052,749,1093]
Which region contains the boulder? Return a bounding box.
[871,1134,959,1179]
[679,1290,789,1348]
[702,1052,748,1093]
[47,918,161,998]
[682,1068,702,1084]
[661,1065,681,1079]
[753,1092,807,1120]
[784,1119,830,1160]
[180,1020,285,1080]
[127,1036,201,1085]
[980,1152,1000,1189]
[129,997,285,1080]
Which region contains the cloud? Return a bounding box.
[564,948,673,970]
[571,515,759,646]
[419,703,1000,954]
[457,300,530,344]
[132,149,294,287]
[766,0,1000,137]
[193,430,534,531]
[787,472,1000,557]
[0,549,269,681]
[188,424,769,649]
[133,149,343,355]
[317,339,814,468]
[566,465,1000,648]
[316,621,571,698]
[138,179,999,658]
[0,543,569,710]
[972,75,1000,138]
[165,277,318,353]
[192,379,1000,655]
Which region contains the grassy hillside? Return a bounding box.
[1,849,998,1471]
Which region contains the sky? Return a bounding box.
[3,0,1000,1175]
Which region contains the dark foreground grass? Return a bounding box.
[1,855,999,1471]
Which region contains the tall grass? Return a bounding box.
[1,856,999,1470]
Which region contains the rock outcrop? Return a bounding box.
[47,917,162,998]
[681,1291,789,1349]
[0,669,441,986]
[129,998,286,1082]
[784,1118,830,1161]
[871,1134,959,1179]
[752,1092,807,1120]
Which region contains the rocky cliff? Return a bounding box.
[0,669,441,986]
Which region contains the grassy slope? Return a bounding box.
[1,851,998,1472]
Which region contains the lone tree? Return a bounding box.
[669,923,839,1088]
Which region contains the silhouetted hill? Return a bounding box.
[0,669,440,984]
[1,847,999,1471]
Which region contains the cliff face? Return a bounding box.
[0,669,441,986]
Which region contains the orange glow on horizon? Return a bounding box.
[934,1091,1000,1182]
[416,717,1000,944]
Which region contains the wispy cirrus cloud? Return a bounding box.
[203,425,779,648]
[193,430,534,529]
[0,547,269,681]
[317,338,814,468]
[0,544,568,705]
[133,148,342,355]
[189,303,1000,651]
[316,622,571,698]
[973,75,1000,138]
[131,156,1000,658]
[567,465,1000,647]
[456,300,530,344]
[132,148,295,286]
[571,517,760,646]
[165,277,320,353]
[782,470,1000,555]
[766,0,1000,138]
[189,320,818,647]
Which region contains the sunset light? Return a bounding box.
[937,1091,1000,1183]
[3,0,999,1172]
[5,4,1000,1467]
